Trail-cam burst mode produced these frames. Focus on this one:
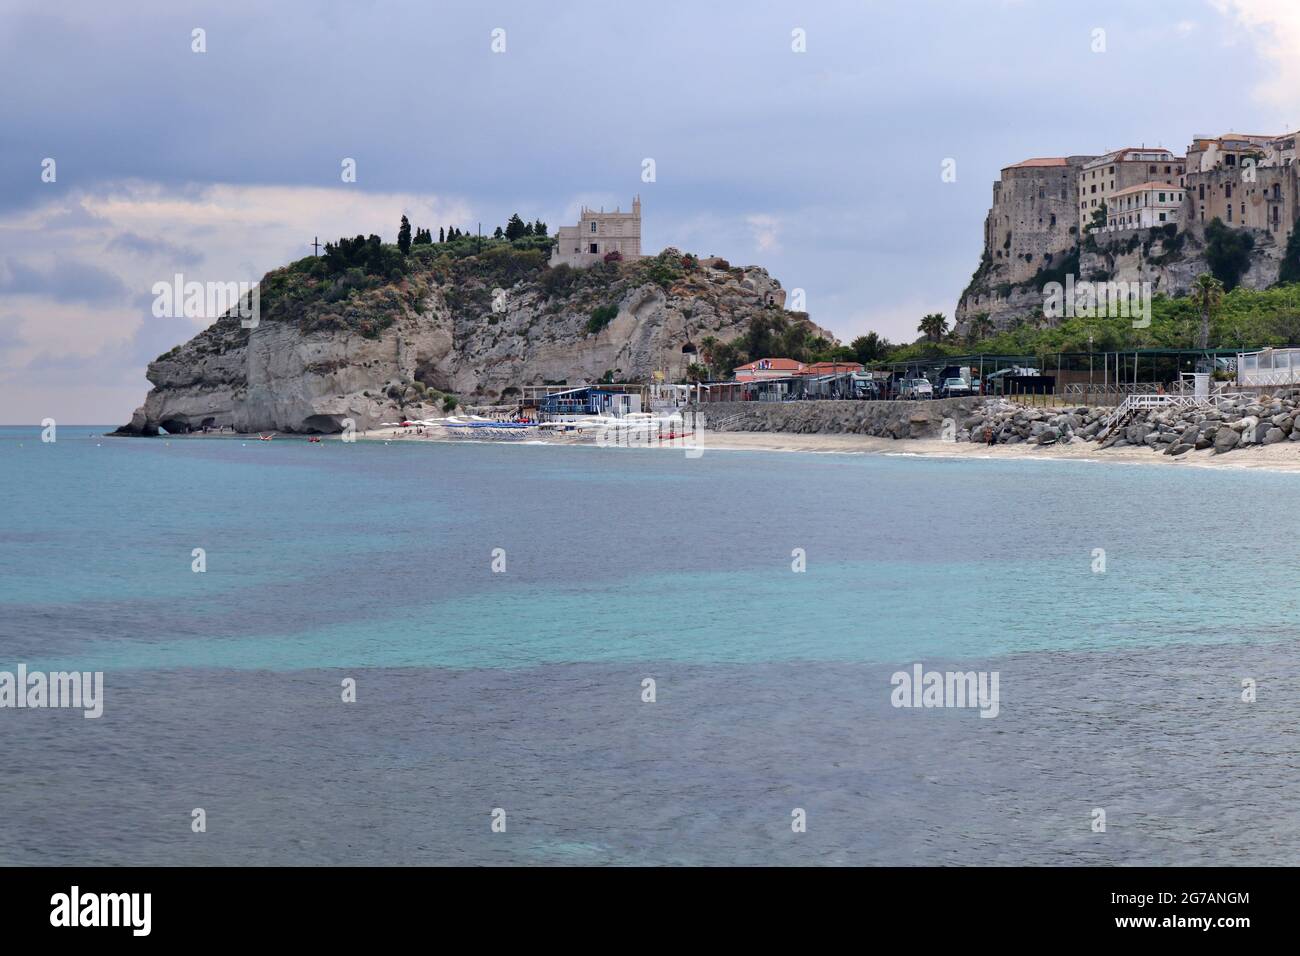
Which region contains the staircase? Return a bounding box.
[1096,393,1213,442]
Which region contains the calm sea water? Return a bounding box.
[2,425,1299,865]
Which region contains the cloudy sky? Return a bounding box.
[1,0,1298,423]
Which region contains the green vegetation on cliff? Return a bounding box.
[881,281,1300,364]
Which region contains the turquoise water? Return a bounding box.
[3,426,1300,865]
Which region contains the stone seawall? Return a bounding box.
[698,399,979,439]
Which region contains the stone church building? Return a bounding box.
[549,196,643,267]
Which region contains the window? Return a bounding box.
[1159,193,1166,202]
[589,243,598,253]
[590,222,597,233]
[1199,183,1205,200]
[1165,165,1172,173]
[1227,205,1233,222]
[1225,184,1232,198]
[1149,165,1157,173]
[1159,213,1167,222]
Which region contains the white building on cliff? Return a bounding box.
[549,197,643,268]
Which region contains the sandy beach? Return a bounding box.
[347,423,1300,472]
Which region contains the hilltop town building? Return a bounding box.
[1078,148,1184,226]
[981,155,1095,286]
[549,197,644,268]
[1104,182,1185,232]
[1184,133,1276,174]
[960,130,1300,321]
[1183,131,1299,239]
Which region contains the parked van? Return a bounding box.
[899,378,934,400]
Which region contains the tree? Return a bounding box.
[1281,224,1300,285]
[1204,218,1255,291]
[505,214,527,241]
[699,336,721,377]
[397,215,411,255]
[966,313,994,345]
[533,219,547,237]
[439,227,445,243]
[493,226,504,239]
[412,227,431,246]
[917,313,948,343]
[850,332,891,363]
[1085,202,1107,234]
[1191,273,1224,350]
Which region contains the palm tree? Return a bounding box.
[918,313,948,343]
[1191,273,1224,350]
[699,336,720,378]
[966,313,994,345]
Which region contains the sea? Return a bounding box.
[2,425,1298,865]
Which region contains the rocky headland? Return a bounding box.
[115,243,815,436]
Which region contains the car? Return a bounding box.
[940,377,972,397]
[899,378,933,400]
[854,379,883,400]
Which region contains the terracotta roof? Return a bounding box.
[734,358,804,372]
[1004,157,1069,170]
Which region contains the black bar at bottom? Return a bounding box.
[0,866,1275,942]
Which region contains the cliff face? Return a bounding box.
[955,221,1287,335]
[118,246,811,435]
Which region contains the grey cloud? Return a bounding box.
[0,257,130,304]
[106,231,204,266]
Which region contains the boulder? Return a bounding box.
[1213,428,1241,454]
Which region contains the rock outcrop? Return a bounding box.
[116,247,817,435]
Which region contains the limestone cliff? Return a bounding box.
[955,220,1288,336]
[116,245,814,435]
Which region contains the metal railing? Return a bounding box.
[1098,391,1218,439]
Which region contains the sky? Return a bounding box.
[1,0,1299,423]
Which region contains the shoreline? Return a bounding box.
[138,425,1300,472]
